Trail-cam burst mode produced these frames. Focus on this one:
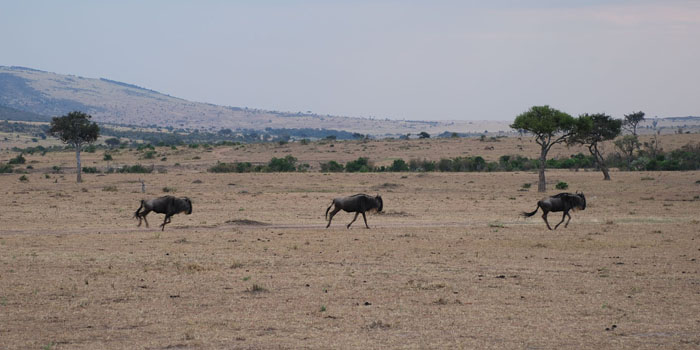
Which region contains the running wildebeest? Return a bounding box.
[325,194,383,229]
[522,192,586,230]
[134,196,192,231]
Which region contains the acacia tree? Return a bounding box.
[511,105,576,192]
[614,135,640,169]
[568,113,621,180]
[623,111,645,136]
[49,111,100,183]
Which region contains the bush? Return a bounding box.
[142,150,157,159]
[162,187,176,193]
[0,164,13,173]
[8,154,26,165]
[409,159,436,172]
[19,175,28,182]
[82,167,99,174]
[555,181,569,190]
[389,159,409,172]
[208,162,253,173]
[345,157,371,172]
[117,164,153,173]
[320,160,344,172]
[266,155,297,172]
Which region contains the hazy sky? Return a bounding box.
[2,0,699,121]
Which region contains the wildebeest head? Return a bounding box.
[375,195,383,213]
[181,197,193,215]
[576,191,586,210]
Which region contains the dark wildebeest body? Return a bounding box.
[325,194,383,229]
[522,192,586,230]
[134,196,192,231]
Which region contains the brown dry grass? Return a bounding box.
[1,136,699,349]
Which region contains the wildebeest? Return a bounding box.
[522,192,586,230]
[325,194,383,229]
[134,196,192,231]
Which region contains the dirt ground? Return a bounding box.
[1,138,699,349]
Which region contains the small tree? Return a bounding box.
[418,131,431,139]
[104,137,121,148]
[568,113,621,180]
[510,105,576,192]
[614,135,640,169]
[623,111,645,136]
[49,111,100,183]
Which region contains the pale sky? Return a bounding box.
[2,0,699,121]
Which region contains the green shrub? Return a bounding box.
[19,175,28,182]
[555,181,569,190]
[142,150,156,159]
[345,157,371,172]
[266,155,297,172]
[117,164,153,173]
[8,154,25,165]
[320,160,344,172]
[409,158,436,172]
[208,162,253,173]
[0,164,13,173]
[389,159,409,172]
[82,167,99,174]
[162,187,176,193]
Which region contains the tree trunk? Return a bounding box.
[75,143,82,183]
[538,147,547,192]
[590,144,610,180]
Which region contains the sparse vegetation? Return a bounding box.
[117,164,153,173]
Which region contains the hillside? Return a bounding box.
[0,66,511,136]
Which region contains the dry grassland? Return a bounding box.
[1,136,699,349]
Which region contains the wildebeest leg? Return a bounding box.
[326,208,341,228]
[160,215,171,231]
[564,212,572,228]
[542,212,552,230]
[347,212,360,229]
[361,212,370,229]
[554,211,567,229]
[138,210,151,228]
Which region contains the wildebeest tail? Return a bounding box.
[522,203,540,217]
[134,200,145,218]
[325,202,334,220]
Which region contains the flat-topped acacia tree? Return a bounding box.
[568,113,621,180]
[49,111,100,183]
[511,105,577,192]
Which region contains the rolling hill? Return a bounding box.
[0,66,510,136]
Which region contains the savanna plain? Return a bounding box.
[1,136,699,349]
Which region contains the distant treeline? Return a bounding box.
[99,126,362,144]
[206,145,700,174]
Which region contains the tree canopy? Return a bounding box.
[49,111,99,146]
[511,105,577,192]
[568,113,621,180]
[623,111,645,135]
[49,111,100,182]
